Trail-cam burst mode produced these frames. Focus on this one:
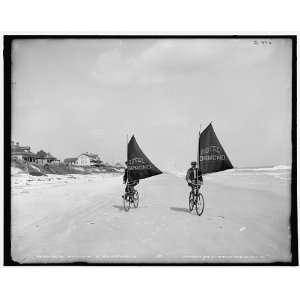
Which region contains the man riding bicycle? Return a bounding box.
[123,161,139,194]
[186,161,203,189]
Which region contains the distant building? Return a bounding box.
[11,141,37,163]
[115,162,125,169]
[11,141,60,165]
[36,152,60,165]
[64,157,77,166]
[75,152,102,167]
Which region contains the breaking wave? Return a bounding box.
[237,165,291,172]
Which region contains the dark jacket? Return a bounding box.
[186,167,203,183]
[123,169,139,185]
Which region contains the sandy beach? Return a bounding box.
[11,167,292,264]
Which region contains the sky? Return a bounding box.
[11,38,292,171]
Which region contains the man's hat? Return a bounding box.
[191,161,197,166]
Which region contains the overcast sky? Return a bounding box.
[11,38,292,171]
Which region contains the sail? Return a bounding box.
[198,123,233,174]
[127,135,162,180]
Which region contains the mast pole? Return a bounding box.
[197,124,201,187]
[126,134,129,182]
[126,134,128,158]
[126,134,129,166]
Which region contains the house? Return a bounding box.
[75,152,102,167]
[115,162,125,169]
[11,141,37,163]
[64,157,77,166]
[11,141,60,165]
[36,152,60,165]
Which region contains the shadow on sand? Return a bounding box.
[169,207,190,214]
[112,204,125,211]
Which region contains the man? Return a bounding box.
[186,161,203,189]
[123,161,139,194]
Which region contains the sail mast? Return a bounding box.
[197,124,201,186]
[126,134,129,181]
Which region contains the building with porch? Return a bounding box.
[36,152,60,165]
[11,141,37,163]
[64,157,77,166]
[11,141,60,165]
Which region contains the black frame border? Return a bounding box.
[3,34,298,266]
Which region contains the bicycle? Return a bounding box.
[123,183,139,211]
[188,182,204,216]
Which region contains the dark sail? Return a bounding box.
[198,123,233,174]
[127,135,162,180]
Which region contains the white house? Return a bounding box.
[75,153,102,167]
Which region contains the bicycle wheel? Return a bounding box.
[133,191,139,208]
[195,193,204,216]
[123,194,130,211]
[189,191,194,211]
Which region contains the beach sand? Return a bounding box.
[11,169,292,264]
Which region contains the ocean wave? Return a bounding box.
[160,165,292,180]
[237,165,291,172]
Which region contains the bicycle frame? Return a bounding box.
[189,182,204,216]
[191,183,201,197]
[123,184,139,211]
[125,182,136,194]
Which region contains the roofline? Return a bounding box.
[78,153,100,158]
[11,152,37,157]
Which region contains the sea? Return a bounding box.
[173,165,290,179]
